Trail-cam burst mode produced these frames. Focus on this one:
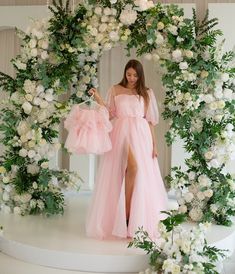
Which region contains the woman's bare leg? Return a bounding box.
[125,146,137,223]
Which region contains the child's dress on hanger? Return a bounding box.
[64,103,112,155]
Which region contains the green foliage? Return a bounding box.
[161,211,187,232]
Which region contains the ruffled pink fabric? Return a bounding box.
[64,105,112,155]
[86,87,168,240]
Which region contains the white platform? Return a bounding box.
[0,192,235,273]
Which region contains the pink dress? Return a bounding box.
[86,86,168,239]
[64,104,112,155]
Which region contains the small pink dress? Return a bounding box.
[64,104,112,155]
[86,86,168,239]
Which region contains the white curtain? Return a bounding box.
[0,28,21,156]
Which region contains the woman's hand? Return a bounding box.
[88,88,103,104]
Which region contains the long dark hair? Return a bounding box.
[119,59,149,107]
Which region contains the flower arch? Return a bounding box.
[0,0,234,224]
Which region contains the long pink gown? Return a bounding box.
[86,85,168,239]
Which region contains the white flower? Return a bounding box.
[178,205,187,213]
[155,33,164,45]
[168,24,178,35]
[204,151,214,160]
[172,49,183,62]
[189,208,203,221]
[101,15,109,23]
[179,61,188,70]
[30,199,37,208]
[157,22,164,30]
[40,100,49,109]
[188,171,196,180]
[28,150,36,159]
[17,121,30,135]
[27,164,39,175]
[30,48,38,57]
[196,191,205,201]
[224,88,233,100]
[99,23,107,33]
[184,192,194,203]
[198,174,211,187]
[41,161,49,168]
[19,148,28,157]
[109,31,120,42]
[184,50,194,58]
[41,51,49,60]
[120,7,137,26]
[94,7,102,15]
[104,7,112,16]
[38,39,49,49]
[25,94,33,102]
[221,73,229,82]
[152,53,160,62]
[90,27,98,37]
[20,193,32,203]
[210,204,219,214]
[29,39,37,49]
[22,101,33,114]
[44,93,54,102]
[33,182,38,189]
[204,189,213,198]
[14,60,27,70]
[110,0,117,3]
[2,192,10,202]
[226,123,234,132]
[134,0,154,11]
[217,100,225,109]
[208,159,220,168]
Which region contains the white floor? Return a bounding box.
[0,192,235,274]
[0,251,235,274]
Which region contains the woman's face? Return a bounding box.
[126,67,138,87]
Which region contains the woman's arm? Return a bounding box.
[148,122,158,158]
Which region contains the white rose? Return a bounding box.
[109,31,120,42]
[30,199,37,208]
[22,101,32,114]
[221,73,229,82]
[204,151,214,160]
[209,102,217,110]
[189,208,203,221]
[152,53,160,62]
[198,174,211,187]
[90,27,98,37]
[224,88,233,100]
[94,7,102,15]
[28,150,36,159]
[208,159,220,168]
[40,100,49,109]
[179,61,188,70]
[19,148,28,157]
[29,39,37,49]
[184,192,194,203]
[101,15,109,23]
[203,94,214,104]
[172,49,183,62]
[214,114,223,122]
[36,84,44,94]
[217,100,225,109]
[204,189,213,198]
[33,97,42,106]
[226,123,234,132]
[155,33,164,45]
[157,22,164,30]
[110,0,117,3]
[184,50,194,58]
[188,171,196,180]
[41,161,49,168]
[196,191,205,201]
[178,205,187,213]
[27,164,39,175]
[104,7,112,16]
[210,204,218,214]
[30,48,38,57]
[120,8,137,25]
[168,24,178,35]
[41,51,49,60]
[2,192,10,201]
[44,93,54,102]
[38,40,49,49]
[99,23,107,33]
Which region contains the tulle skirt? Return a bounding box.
[86,116,168,239]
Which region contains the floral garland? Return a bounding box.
[0,0,234,222]
[129,212,227,274]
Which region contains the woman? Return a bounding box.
[86,59,168,239]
